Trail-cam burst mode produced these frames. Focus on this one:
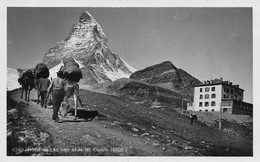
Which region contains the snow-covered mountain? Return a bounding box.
[42,11,136,85]
[7,67,21,91]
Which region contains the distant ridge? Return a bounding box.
[130,61,201,100]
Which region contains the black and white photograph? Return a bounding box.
[2,0,259,161]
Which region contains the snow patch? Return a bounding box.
[106,59,111,66]
[74,58,85,68]
[100,64,130,81]
[161,69,176,75]
[7,67,21,91]
[117,69,131,78]
[48,62,63,80]
[120,57,136,73]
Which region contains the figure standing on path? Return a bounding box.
[190,113,197,125]
[37,78,50,108]
[190,113,194,125]
[46,71,66,123]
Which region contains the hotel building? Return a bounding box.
[187,78,252,115]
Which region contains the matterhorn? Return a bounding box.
[42,11,136,85]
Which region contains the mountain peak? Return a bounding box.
[130,61,201,100]
[130,61,177,80]
[42,11,135,85]
[159,61,177,69]
[79,11,92,23]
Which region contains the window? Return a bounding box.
[211,94,216,98]
[199,102,203,107]
[205,87,210,92]
[231,89,234,94]
[212,109,215,112]
[205,94,209,99]
[200,88,203,92]
[205,109,208,112]
[199,110,202,111]
[226,88,229,93]
[211,101,216,106]
[211,87,215,91]
[205,102,209,107]
[200,95,203,99]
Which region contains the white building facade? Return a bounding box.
[191,84,223,112]
[187,78,248,113]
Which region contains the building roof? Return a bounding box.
[194,78,244,91]
[221,98,253,106]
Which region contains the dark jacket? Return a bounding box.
[38,78,50,92]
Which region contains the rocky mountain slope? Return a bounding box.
[130,61,201,100]
[87,78,185,109]
[42,11,135,85]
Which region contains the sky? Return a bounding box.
[7,7,253,103]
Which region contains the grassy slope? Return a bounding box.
[79,89,253,156]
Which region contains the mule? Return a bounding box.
[19,70,35,102]
[33,63,50,105]
[60,80,83,119]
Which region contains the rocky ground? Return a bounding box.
[7,88,253,156]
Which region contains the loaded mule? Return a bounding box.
[58,58,83,119]
[18,69,35,102]
[33,63,50,105]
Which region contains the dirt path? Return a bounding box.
[7,89,169,156]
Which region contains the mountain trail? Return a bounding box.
[8,89,168,155]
